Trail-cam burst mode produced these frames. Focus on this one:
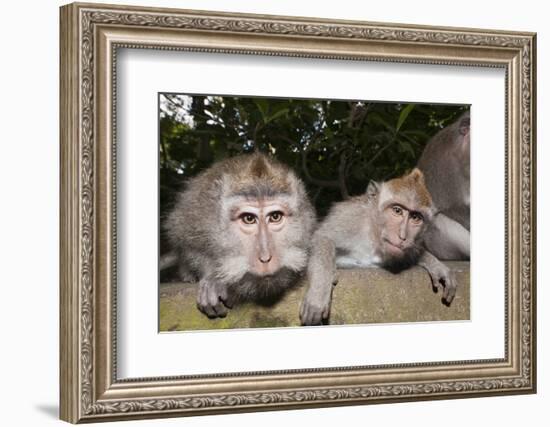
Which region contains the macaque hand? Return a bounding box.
[300,283,334,326]
[425,262,457,306]
[196,279,232,318]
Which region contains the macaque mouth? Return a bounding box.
[233,268,301,305]
[253,271,277,278]
[384,239,406,251]
[252,263,280,277]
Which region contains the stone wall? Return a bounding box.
[160,262,469,331]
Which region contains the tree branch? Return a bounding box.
[278,134,339,190]
[160,137,169,169]
[337,153,350,199]
[281,134,350,199]
[300,146,340,190]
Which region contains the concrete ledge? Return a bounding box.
[159,262,470,331]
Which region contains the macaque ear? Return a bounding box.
[366,180,380,197]
[408,168,425,183]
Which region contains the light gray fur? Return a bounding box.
[162,153,316,318]
[300,173,456,326]
[417,111,471,260]
[422,213,470,260]
[300,195,381,326]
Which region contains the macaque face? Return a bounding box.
[379,202,426,260]
[229,198,290,276]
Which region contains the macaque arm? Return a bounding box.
[300,234,337,326]
[418,250,457,305]
[424,213,470,260]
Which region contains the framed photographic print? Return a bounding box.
[60,2,536,423]
[157,94,471,331]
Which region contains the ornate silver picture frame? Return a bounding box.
[60,2,536,423]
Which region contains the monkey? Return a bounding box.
[161,152,316,318]
[300,168,456,326]
[417,111,470,260]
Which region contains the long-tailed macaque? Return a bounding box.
[417,111,470,260]
[300,168,456,326]
[161,153,316,318]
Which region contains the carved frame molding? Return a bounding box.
[60,2,536,423]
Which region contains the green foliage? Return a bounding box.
[159,94,467,218]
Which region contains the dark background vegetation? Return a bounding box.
[159,94,467,225]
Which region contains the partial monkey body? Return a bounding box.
[162,152,316,318]
[417,111,471,260]
[300,168,456,326]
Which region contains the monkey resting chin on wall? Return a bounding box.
[300,168,457,326]
[161,152,316,319]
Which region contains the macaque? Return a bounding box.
[161,152,316,318]
[300,168,456,326]
[417,111,470,260]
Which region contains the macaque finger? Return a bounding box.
[322,305,331,320]
[212,301,228,318]
[441,276,457,306]
[426,272,439,294]
[218,285,234,309]
[304,307,321,326]
[299,303,310,325]
[299,303,311,325]
[196,283,209,315]
[309,311,322,326]
[221,293,235,309]
[197,299,227,318]
[196,280,229,318]
[197,301,217,318]
[300,300,326,326]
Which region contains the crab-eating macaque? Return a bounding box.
[161,153,316,318]
[417,111,470,260]
[300,168,456,326]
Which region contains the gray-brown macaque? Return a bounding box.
[162,153,316,318]
[417,111,470,260]
[300,169,456,326]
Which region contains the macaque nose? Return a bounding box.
[259,255,272,264]
[399,220,408,241]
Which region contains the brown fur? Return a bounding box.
[386,168,432,210]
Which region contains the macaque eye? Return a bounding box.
[410,212,424,224]
[268,211,284,223]
[240,213,257,225]
[391,205,403,216]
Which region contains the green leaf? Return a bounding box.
[254,99,269,121]
[396,104,415,133]
[369,112,393,131]
[398,139,416,157]
[266,108,289,124]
